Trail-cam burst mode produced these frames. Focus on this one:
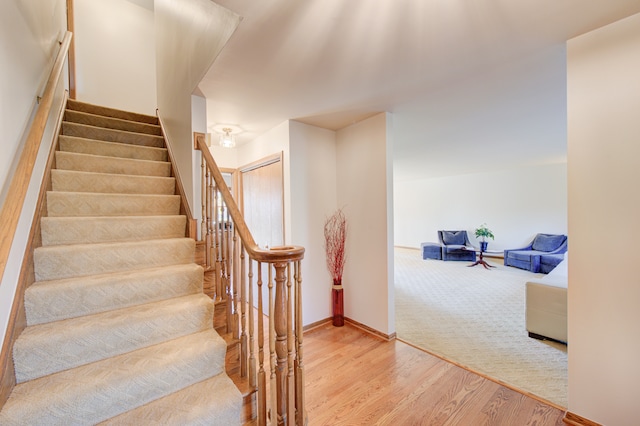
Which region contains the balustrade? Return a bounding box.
[195,134,306,425]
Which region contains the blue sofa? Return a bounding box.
[504,233,567,273]
[438,230,476,262]
[540,253,565,274]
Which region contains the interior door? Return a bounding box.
[240,154,284,311]
[240,154,284,249]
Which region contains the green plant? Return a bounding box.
[474,223,494,242]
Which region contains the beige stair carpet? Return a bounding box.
[0,100,241,425]
[58,135,168,161]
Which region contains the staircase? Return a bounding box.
[0,100,242,424]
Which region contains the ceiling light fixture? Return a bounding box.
[219,127,235,148]
[210,124,242,149]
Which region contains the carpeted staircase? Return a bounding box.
[0,100,242,425]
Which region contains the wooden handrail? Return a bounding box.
[0,31,72,285]
[194,134,304,263]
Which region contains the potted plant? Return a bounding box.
[324,209,347,327]
[475,223,494,252]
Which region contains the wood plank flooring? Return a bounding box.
[303,322,566,426]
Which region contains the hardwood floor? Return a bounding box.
[303,322,566,425]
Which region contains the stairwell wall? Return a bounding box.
[0,0,67,354]
[155,0,240,215]
[73,0,156,115]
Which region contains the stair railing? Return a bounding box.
[195,134,306,426]
[0,31,72,287]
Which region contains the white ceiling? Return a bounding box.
[199,1,640,152]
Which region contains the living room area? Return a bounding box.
[392,44,568,407]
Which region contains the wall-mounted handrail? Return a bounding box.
[0,31,73,286]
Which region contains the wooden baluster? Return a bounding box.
[222,203,232,329]
[295,260,306,426]
[268,264,278,424]
[257,262,267,425]
[273,262,288,425]
[231,224,240,341]
[286,262,295,424]
[240,243,249,379]
[208,172,216,278]
[213,187,222,301]
[200,156,206,242]
[205,168,213,270]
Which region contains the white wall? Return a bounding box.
[0,0,67,202]
[220,121,340,326]
[74,0,156,115]
[191,94,207,236]
[155,0,239,212]
[393,46,567,182]
[0,0,67,348]
[289,121,337,325]
[394,163,568,251]
[337,113,394,335]
[392,45,568,251]
[567,12,640,425]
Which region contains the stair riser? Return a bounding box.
[0,331,226,425]
[41,215,186,246]
[62,122,164,148]
[34,238,195,281]
[64,110,162,136]
[51,170,175,195]
[56,151,170,177]
[25,264,203,326]
[99,374,242,425]
[59,136,167,162]
[46,192,180,217]
[15,295,214,383]
[66,99,159,125]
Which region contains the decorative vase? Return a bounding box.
[332,279,344,327]
[480,241,488,252]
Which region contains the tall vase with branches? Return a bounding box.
[324,209,347,327]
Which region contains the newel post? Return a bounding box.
[273,262,288,425]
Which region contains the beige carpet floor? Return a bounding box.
[394,247,567,407]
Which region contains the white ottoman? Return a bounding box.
[525,256,568,343]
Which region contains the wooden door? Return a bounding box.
[240,154,284,249]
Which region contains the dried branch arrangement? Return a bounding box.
[324,209,347,285]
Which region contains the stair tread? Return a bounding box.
[59,135,167,161]
[41,215,187,246]
[62,121,164,148]
[99,373,241,426]
[46,191,180,217]
[51,169,176,195]
[34,237,195,281]
[66,99,159,125]
[55,150,171,177]
[0,331,228,425]
[64,109,162,136]
[15,294,214,383]
[25,263,204,325]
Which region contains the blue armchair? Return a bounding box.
[438,230,476,262]
[504,233,567,273]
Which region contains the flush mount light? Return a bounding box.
[210,124,242,148]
